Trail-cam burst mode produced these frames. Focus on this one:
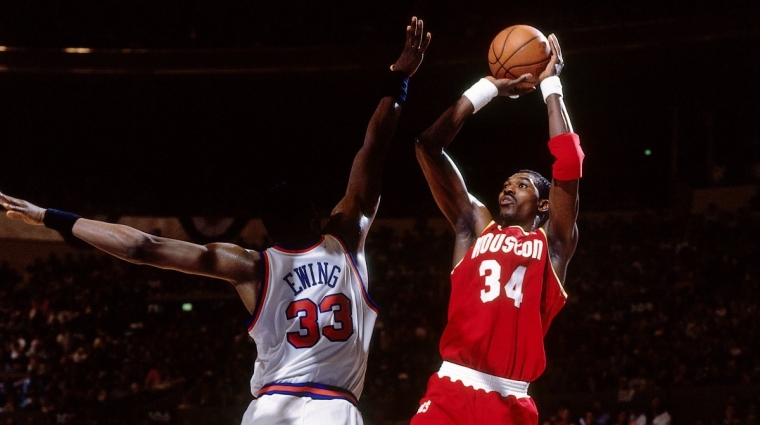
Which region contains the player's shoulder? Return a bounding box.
[208,241,261,258]
[467,193,489,212]
[324,214,367,253]
[323,233,368,265]
[455,195,492,235]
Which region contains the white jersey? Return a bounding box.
[247,234,378,406]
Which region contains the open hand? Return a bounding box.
[391,16,432,77]
[485,74,537,98]
[0,191,45,225]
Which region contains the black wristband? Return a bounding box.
[382,70,410,105]
[43,208,82,237]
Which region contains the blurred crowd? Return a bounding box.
[0,204,759,424]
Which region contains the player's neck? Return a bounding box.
[497,218,535,233]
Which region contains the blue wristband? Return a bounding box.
[43,208,82,236]
[382,70,410,105]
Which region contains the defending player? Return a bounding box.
[1,16,431,425]
[410,34,582,424]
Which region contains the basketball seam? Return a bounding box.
[494,26,516,59]
[502,35,542,64]
[507,57,551,71]
[489,27,517,77]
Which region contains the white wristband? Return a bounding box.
[540,76,563,103]
[462,78,498,113]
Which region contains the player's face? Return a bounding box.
[497,173,541,225]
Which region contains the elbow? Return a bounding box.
[414,142,428,166]
[414,137,440,161]
[120,233,156,264]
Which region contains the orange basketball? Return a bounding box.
[488,25,551,86]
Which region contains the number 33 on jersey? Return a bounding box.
[247,234,378,400]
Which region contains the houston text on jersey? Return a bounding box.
[470,232,544,260]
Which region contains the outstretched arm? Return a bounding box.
[1,192,263,313]
[538,34,582,282]
[415,74,534,264]
[327,16,431,252]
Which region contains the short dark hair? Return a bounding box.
[518,169,551,200]
[260,182,319,242]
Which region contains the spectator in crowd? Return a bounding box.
[1,207,759,423]
[1,15,431,425]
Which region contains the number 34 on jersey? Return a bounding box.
[471,231,545,308]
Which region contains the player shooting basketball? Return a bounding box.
[410,33,583,425]
[1,16,431,425]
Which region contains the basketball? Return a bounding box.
[488,25,551,86]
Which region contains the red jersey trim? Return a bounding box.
[258,382,358,407]
[479,221,497,236]
[328,234,379,313]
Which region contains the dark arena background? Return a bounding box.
[1,1,759,424]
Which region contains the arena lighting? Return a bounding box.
[63,47,92,54]
[0,46,6,51]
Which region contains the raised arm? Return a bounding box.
[537,34,583,282]
[415,75,534,263]
[1,192,263,313]
[327,16,430,251]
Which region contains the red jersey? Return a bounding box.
[439,221,567,382]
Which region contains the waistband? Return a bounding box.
[257,382,358,407]
[437,361,530,398]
